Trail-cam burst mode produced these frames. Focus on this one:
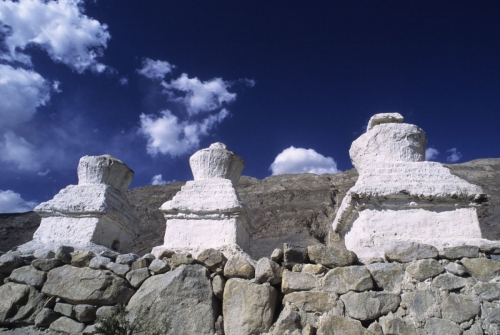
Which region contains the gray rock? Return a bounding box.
[9,266,46,289]
[54,303,74,318]
[322,265,373,294]
[0,252,24,274]
[255,257,282,285]
[441,294,480,323]
[115,253,139,265]
[368,321,384,335]
[34,308,60,328]
[223,256,255,279]
[96,306,115,319]
[170,252,195,268]
[491,254,500,262]
[99,250,120,260]
[307,245,356,268]
[405,288,442,324]
[215,315,224,335]
[223,278,277,335]
[106,262,130,277]
[378,315,416,335]
[282,270,316,294]
[74,304,97,323]
[423,318,462,335]
[292,264,303,272]
[341,291,400,321]
[0,282,29,322]
[384,241,438,262]
[196,248,227,272]
[125,268,150,288]
[157,248,175,259]
[473,282,500,301]
[302,324,315,335]
[42,265,134,305]
[486,307,500,324]
[131,258,148,270]
[461,257,500,281]
[406,259,444,281]
[54,246,73,264]
[272,307,302,335]
[317,315,372,335]
[440,246,479,259]
[270,248,283,263]
[31,259,63,272]
[445,262,466,276]
[283,243,308,269]
[140,253,155,264]
[148,259,170,274]
[366,262,404,292]
[432,273,468,291]
[127,264,216,335]
[302,263,327,274]
[283,291,337,313]
[89,256,111,270]
[33,250,55,260]
[212,275,226,299]
[49,316,85,333]
[464,323,484,335]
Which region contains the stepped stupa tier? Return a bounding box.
[330,113,495,261]
[23,155,139,253]
[153,142,252,258]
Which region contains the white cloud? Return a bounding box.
[151,174,166,185]
[37,169,50,176]
[446,148,463,163]
[0,0,110,73]
[0,190,37,213]
[52,80,62,93]
[119,77,128,86]
[137,58,174,80]
[139,109,229,157]
[425,146,439,161]
[0,131,40,171]
[162,73,236,116]
[270,146,339,175]
[0,64,51,130]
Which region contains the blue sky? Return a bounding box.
[0,0,499,212]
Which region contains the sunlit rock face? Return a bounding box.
[27,155,139,253]
[153,143,251,259]
[330,113,495,261]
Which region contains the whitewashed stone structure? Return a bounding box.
[27,155,139,253]
[330,113,494,261]
[153,143,251,258]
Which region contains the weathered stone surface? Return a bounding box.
[54,303,74,318]
[441,294,480,323]
[99,249,120,260]
[31,259,63,272]
[366,263,404,292]
[9,266,46,289]
[127,264,216,335]
[282,270,316,294]
[270,248,283,263]
[445,262,466,276]
[283,291,337,313]
[272,307,301,335]
[140,253,155,264]
[341,291,400,321]
[223,278,277,335]
[473,282,500,301]
[307,245,356,268]
[33,250,55,260]
[125,268,150,288]
[74,304,97,323]
[49,316,85,333]
[406,259,444,281]
[55,246,73,264]
[431,273,468,291]
[423,318,462,335]
[292,264,303,272]
[96,306,115,319]
[148,258,170,274]
[302,263,327,274]
[34,308,60,328]
[464,323,484,335]
[131,258,147,270]
[106,262,130,277]
[224,256,255,279]
[0,282,29,323]
[116,253,138,265]
[255,257,282,285]
[283,243,308,268]
[0,252,24,274]
[322,265,373,294]
[379,314,416,335]
[461,257,500,281]
[317,315,373,335]
[440,246,479,259]
[212,275,225,299]
[0,283,45,325]
[385,241,438,263]
[71,251,95,267]
[170,252,195,268]
[196,248,227,272]
[42,265,134,305]
[89,256,111,270]
[405,288,442,325]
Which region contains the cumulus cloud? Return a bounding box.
[151,174,166,185]
[270,146,339,175]
[137,58,174,80]
[0,64,51,130]
[119,77,128,86]
[446,148,463,163]
[139,109,229,157]
[425,146,439,161]
[0,132,40,171]
[0,190,37,213]
[162,73,236,116]
[0,0,110,73]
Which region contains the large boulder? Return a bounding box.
[317,315,373,335]
[321,265,373,294]
[127,264,216,335]
[341,291,400,321]
[42,265,134,305]
[0,282,45,325]
[366,263,404,293]
[461,257,500,281]
[9,266,46,289]
[223,278,277,335]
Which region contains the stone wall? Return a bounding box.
[2,241,500,334]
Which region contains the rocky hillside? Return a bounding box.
[1,159,499,258]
